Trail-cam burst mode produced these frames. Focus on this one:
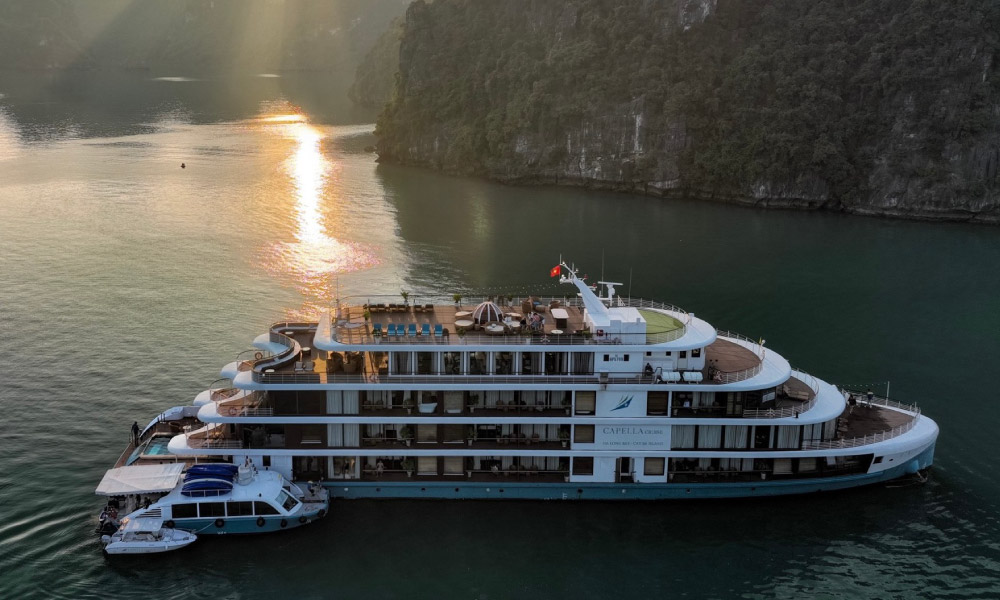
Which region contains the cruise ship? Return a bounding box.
[122,262,937,500]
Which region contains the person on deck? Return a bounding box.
[130,421,140,446]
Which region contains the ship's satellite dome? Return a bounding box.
[472,301,504,324]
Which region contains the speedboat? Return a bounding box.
[101,517,197,555]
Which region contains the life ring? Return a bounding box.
[298,516,308,524]
[227,406,239,416]
[256,517,266,528]
[214,518,225,529]
[317,509,327,519]
[279,519,288,529]
[164,520,175,529]
[254,352,263,360]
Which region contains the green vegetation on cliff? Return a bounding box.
[375,0,1000,222]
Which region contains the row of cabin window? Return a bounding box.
[570,457,666,476]
[171,501,279,519]
[572,423,834,449]
[391,351,594,375]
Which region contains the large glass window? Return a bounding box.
[495,351,514,374]
[254,501,279,515]
[469,352,487,375]
[443,352,462,375]
[199,502,225,518]
[416,352,435,375]
[571,352,594,375]
[227,501,254,516]
[172,504,197,519]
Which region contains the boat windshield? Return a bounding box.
[276,489,299,512]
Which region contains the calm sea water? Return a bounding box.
[1,71,999,600]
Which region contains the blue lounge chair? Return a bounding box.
[407,323,417,337]
[386,324,396,337]
[434,324,443,337]
[421,323,431,336]
[373,323,383,337]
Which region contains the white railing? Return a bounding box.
[801,394,921,449]
[715,330,766,359]
[791,368,820,395]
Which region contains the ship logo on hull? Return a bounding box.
[611,396,634,411]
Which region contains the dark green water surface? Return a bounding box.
[1,71,998,599]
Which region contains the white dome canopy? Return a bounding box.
[472,301,504,324]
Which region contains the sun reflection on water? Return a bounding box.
[256,107,378,312]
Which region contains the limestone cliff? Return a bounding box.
[374,0,1000,223]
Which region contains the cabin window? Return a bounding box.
[227,501,254,516]
[199,502,225,518]
[644,457,665,476]
[575,391,596,415]
[679,350,687,359]
[254,501,279,515]
[172,504,197,519]
[417,456,437,475]
[417,424,437,443]
[574,424,595,444]
[692,348,702,358]
[262,456,271,467]
[603,354,609,362]
[647,392,668,415]
[572,457,594,475]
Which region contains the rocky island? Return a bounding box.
[366,0,1000,223]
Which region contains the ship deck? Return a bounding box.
[263,326,780,393]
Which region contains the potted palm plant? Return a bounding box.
[400,290,410,305]
[467,426,475,447]
[402,458,414,478]
[559,429,570,448]
[453,293,462,306]
[400,425,413,447]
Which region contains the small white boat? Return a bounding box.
[101,516,197,555]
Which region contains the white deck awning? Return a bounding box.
[95,463,184,496]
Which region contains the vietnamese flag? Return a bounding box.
[549,265,561,278]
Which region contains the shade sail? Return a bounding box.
[96,463,184,496]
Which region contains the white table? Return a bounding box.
[550,329,564,335]
[485,324,505,335]
[455,311,472,319]
[455,319,474,328]
[551,307,569,330]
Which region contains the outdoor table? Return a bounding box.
[455,311,472,319]
[455,319,474,328]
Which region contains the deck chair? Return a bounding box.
[421,323,431,336]
[386,323,397,337]
[372,323,383,337]
[407,323,417,337]
[434,324,443,337]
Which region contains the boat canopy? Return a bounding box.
[122,516,163,533]
[96,463,185,496]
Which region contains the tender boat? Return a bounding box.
[101,517,197,555]
[95,460,329,541]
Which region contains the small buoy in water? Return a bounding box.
[181,162,186,169]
